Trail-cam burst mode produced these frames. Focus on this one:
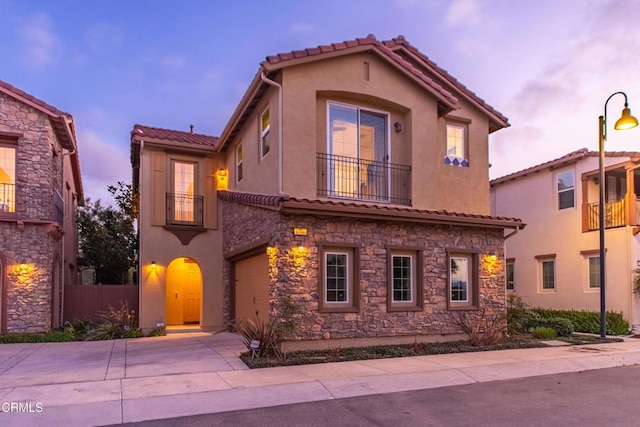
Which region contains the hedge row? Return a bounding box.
[532,308,629,336]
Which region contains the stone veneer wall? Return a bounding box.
[222,200,506,342]
[0,92,64,333]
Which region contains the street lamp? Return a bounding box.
[598,92,638,339]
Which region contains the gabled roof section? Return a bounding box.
[490,148,640,186]
[218,190,525,230]
[0,79,83,201]
[0,79,77,151]
[490,148,590,186]
[218,34,508,152]
[382,36,509,133]
[131,124,219,148]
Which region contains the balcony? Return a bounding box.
[316,153,411,205]
[585,197,640,231]
[166,193,203,227]
[0,183,64,224]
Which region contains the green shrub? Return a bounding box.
[541,317,574,337]
[532,308,629,335]
[0,333,45,343]
[532,326,557,339]
[507,294,540,334]
[147,327,166,337]
[43,329,75,342]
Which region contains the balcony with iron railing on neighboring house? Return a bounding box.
[316,153,412,205]
[166,193,203,227]
[584,196,640,232]
[0,183,64,224]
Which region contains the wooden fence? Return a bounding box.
[64,285,139,324]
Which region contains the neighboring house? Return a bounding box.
[491,148,640,331]
[132,35,523,348]
[0,79,83,333]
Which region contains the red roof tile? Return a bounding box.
[491,148,640,185]
[218,190,524,229]
[132,124,219,148]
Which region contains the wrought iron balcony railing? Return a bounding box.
[166,193,203,227]
[316,153,411,205]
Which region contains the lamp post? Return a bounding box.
[598,92,638,339]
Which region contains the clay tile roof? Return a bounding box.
[491,148,640,186]
[382,36,508,129]
[490,148,590,185]
[0,78,68,117]
[218,190,523,229]
[132,124,218,148]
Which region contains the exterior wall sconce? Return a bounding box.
[151,261,157,270]
[293,227,308,236]
[394,122,402,133]
[216,169,229,191]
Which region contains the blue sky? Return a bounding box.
[1,0,639,203]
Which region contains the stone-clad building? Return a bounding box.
[131,35,523,348]
[0,79,83,333]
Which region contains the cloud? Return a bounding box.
[445,0,484,28]
[77,129,131,203]
[157,55,186,71]
[290,22,314,35]
[86,23,123,51]
[18,13,58,71]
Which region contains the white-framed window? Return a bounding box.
[392,254,413,303]
[556,170,575,210]
[447,250,478,309]
[170,160,197,224]
[0,145,16,213]
[588,256,600,289]
[327,102,390,201]
[236,144,243,183]
[325,251,349,303]
[541,259,556,290]
[260,108,270,158]
[506,259,515,291]
[319,244,359,312]
[445,123,468,167]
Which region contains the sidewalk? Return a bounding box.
[2,332,640,426]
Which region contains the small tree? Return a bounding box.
[78,182,137,284]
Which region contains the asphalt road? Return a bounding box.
[116,365,640,426]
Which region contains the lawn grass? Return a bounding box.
[240,334,624,369]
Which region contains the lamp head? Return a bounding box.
[614,106,639,130]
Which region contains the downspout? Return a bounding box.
[260,71,286,195]
[60,118,77,328]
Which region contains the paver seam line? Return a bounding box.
[103,340,116,381]
[0,343,45,375]
[119,379,124,425]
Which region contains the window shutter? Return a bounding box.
[204,158,218,229]
[151,152,166,226]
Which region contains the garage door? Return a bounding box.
[235,252,269,324]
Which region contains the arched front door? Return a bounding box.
[166,257,202,325]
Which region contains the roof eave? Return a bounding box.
[280,200,524,230]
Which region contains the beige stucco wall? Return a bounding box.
[492,155,640,328]
[137,145,224,332]
[225,52,494,215]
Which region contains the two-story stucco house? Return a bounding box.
[0,79,83,333]
[132,35,523,348]
[491,148,640,331]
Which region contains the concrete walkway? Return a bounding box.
[1,332,640,426]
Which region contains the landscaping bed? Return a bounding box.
[240,334,623,369]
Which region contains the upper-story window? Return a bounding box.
[260,108,270,158]
[556,170,575,210]
[327,102,389,201]
[169,160,197,225]
[236,144,243,183]
[0,145,16,214]
[445,123,469,167]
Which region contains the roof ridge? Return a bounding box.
[133,123,218,138]
[490,148,590,185]
[0,78,68,117]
